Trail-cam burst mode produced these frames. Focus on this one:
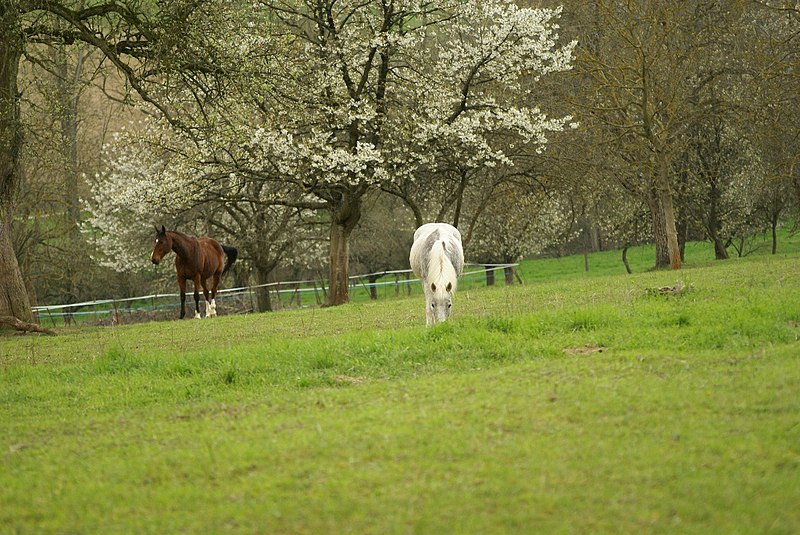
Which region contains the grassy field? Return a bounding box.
[2,235,800,533]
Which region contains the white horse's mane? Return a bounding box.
[426,241,458,295]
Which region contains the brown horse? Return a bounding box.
[150,226,238,319]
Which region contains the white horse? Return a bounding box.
[409,223,465,325]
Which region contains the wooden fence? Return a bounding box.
[32,264,519,327]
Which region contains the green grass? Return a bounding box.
[2,236,800,533]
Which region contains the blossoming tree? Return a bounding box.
[87,0,577,306]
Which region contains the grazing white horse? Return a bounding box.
[409,223,465,325]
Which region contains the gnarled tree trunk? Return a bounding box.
[253,262,274,313]
[647,189,670,269]
[655,154,682,270]
[647,155,682,270]
[0,7,34,325]
[326,193,362,306]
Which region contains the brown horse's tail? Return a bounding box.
[221,245,238,276]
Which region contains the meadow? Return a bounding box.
[1,234,799,533]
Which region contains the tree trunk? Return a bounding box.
[647,156,682,270]
[677,218,688,262]
[711,232,729,260]
[655,154,682,270]
[52,42,86,302]
[622,246,632,274]
[646,191,670,269]
[583,225,591,272]
[327,221,354,305]
[52,40,83,228]
[0,8,34,325]
[771,213,778,255]
[503,266,515,285]
[706,175,729,260]
[590,223,602,252]
[0,225,32,324]
[452,171,469,228]
[707,182,729,259]
[253,263,273,313]
[326,194,362,306]
[367,274,379,300]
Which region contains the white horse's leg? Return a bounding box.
[425,297,434,326]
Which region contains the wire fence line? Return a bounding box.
[32,263,519,327]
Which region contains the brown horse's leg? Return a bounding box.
[208,272,221,317]
[178,276,187,319]
[193,275,202,319]
[200,277,213,318]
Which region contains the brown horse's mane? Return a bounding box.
[166,229,196,242]
[165,230,200,262]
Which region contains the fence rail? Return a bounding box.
[31,263,519,326]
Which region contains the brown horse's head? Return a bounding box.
[151,225,172,265]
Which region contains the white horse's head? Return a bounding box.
[428,281,453,324]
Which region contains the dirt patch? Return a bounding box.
[562,344,606,356]
[333,375,368,385]
[645,280,694,296]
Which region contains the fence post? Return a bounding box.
[112,298,120,325]
[293,283,301,307]
[485,265,496,286]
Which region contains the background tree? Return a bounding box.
[572,0,751,269]
[84,0,576,308]
[749,0,800,250]
[469,181,578,284]
[675,118,761,260]
[14,38,127,305]
[350,193,415,300]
